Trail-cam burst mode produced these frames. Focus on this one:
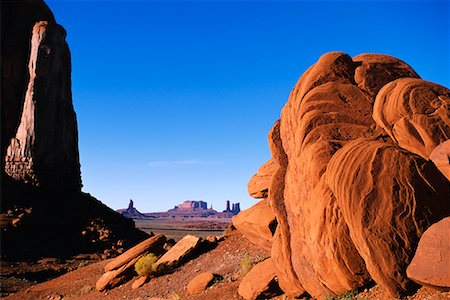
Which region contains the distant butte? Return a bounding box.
[117,199,241,219]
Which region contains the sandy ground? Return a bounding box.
[2,230,450,300]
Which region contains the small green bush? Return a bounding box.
[134,253,159,276]
[240,257,254,276]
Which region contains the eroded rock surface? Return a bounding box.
[246,52,450,299]
[238,258,282,300]
[1,0,148,259]
[247,159,276,199]
[232,199,277,250]
[104,234,166,272]
[4,18,80,191]
[187,272,215,295]
[157,235,201,271]
[407,217,450,291]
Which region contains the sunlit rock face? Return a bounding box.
[1,0,148,260]
[2,0,81,191]
[247,52,450,299]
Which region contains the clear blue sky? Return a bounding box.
[46,0,449,213]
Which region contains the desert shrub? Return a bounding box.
[134,253,159,276]
[240,257,254,276]
[78,285,94,296]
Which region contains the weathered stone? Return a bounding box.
[1,0,55,154]
[238,258,282,300]
[157,235,200,271]
[249,52,450,299]
[104,234,166,272]
[407,217,450,291]
[353,53,419,97]
[373,78,450,160]
[0,0,150,260]
[96,256,140,291]
[326,139,450,296]
[131,275,149,289]
[187,272,215,295]
[430,140,450,181]
[4,20,81,191]
[247,159,276,199]
[232,199,277,250]
[205,235,218,244]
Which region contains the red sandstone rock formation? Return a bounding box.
[1,0,55,156]
[244,52,450,299]
[238,258,282,300]
[232,199,277,250]
[407,217,450,291]
[3,5,80,191]
[1,0,148,259]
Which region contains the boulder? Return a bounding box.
[238,258,282,300]
[407,217,450,291]
[104,234,166,272]
[249,52,450,299]
[187,272,215,295]
[232,199,277,250]
[156,235,200,271]
[247,159,276,198]
[326,139,450,296]
[96,256,140,291]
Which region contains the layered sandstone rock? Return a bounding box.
[407,217,450,291]
[1,0,55,154]
[1,0,148,259]
[238,258,282,300]
[104,234,166,272]
[156,235,201,271]
[247,52,450,299]
[247,159,276,199]
[4,19,80,191]
[232,199,277,250]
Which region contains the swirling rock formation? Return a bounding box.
[244,52,450,299]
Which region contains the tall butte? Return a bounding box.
[1,0,148,258]
[3,9,80,191]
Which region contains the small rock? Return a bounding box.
[48,294,63,300]
[132,276,149,289]
[157,235,201,272]
[187,272,215,295]
[238,258,283,300]
[205,235,217,243]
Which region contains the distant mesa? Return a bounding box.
[117,199,240,219]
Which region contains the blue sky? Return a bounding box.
[46,0,449,212]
